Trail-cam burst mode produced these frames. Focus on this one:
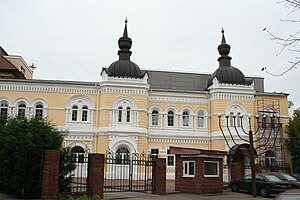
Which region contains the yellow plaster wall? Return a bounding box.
[96,135,109,154]
[137,136,148,153]
[149,101,208,112]
[99,93,148,128]
[210,99,255,132]
[211,139,225,151]
[0,91,98,126]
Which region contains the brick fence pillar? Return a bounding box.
[87,154,104,199]
[152,158,166,195]
[41,150,60,200]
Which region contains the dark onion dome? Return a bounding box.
[207,29,251,88]
[105,18,145,78]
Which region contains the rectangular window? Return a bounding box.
[150,148,159,159]
[182,161,195,177]
[167,155,175,166]
[204,161,219,177]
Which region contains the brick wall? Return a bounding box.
[175,156,224,194]
[87,154,104,199]
[152,158,166,195]
[41,150,60,200]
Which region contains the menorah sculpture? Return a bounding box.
[218,113,282,197]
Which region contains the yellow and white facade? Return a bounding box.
[0,22,290,179]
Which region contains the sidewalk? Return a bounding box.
[103,191,272,200]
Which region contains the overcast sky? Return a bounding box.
[1,0,299,108]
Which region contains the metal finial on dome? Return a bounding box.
[123,18,129,38]
[217,28,231,66]
[221,28,226,44]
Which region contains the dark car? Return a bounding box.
[264,172,300,189]
[274,189,300,200]
[291,173,300,181]
[230,174,293,197]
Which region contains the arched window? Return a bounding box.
[118,106,123,122]
[167,111,174,127]
[229,112,234,127]
[0,102,8,120]
[197,110,205,128]
[18,103,26,119]
[35,104,44,118]
[82,105,88,121]
[116,147,130,164]
[236,112,241,127]
[71,146,86,163]
[152,110,159,126]
[72,105,78,121]
[126,107,131,122]
[182,110,189,127]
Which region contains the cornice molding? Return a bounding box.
[0,83,97,95]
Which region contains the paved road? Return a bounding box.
[103,191,273,200]
[0,190,273,200]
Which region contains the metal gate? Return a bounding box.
[104,149,155,192]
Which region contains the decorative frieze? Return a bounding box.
[100,87,148,96]
[211,93,255,101]
[148,138,209,144]
[0,84,97,95]
[150,96,207,104]
[65,135,94,141]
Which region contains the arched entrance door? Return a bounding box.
[228,143,257,181]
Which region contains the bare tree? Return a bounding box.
[262,0,300,76]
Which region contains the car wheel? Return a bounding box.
[231,184,238,192]
[260,188,268,197]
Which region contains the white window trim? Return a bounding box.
[182,161,195,177]
[167,154,175,167]
[204,161,219,177]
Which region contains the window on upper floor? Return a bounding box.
[197,110,205,128]
[151,110,159,126]
[167,111,174,127]
[0,102,8,120]
[182,110,189,127]
[126,107,131,122]
[72,105,78,121]
[118,106,123,122]
[18,103,26,119]
[236,112,241,127]
[229,112,234,127]
[35,104,44,118]
[82,106,88,121]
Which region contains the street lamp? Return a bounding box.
[218,113,282,197]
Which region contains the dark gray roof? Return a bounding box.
[147,70,264,92]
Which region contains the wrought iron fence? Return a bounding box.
[59,152,89,193]
[104,150,155,192]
